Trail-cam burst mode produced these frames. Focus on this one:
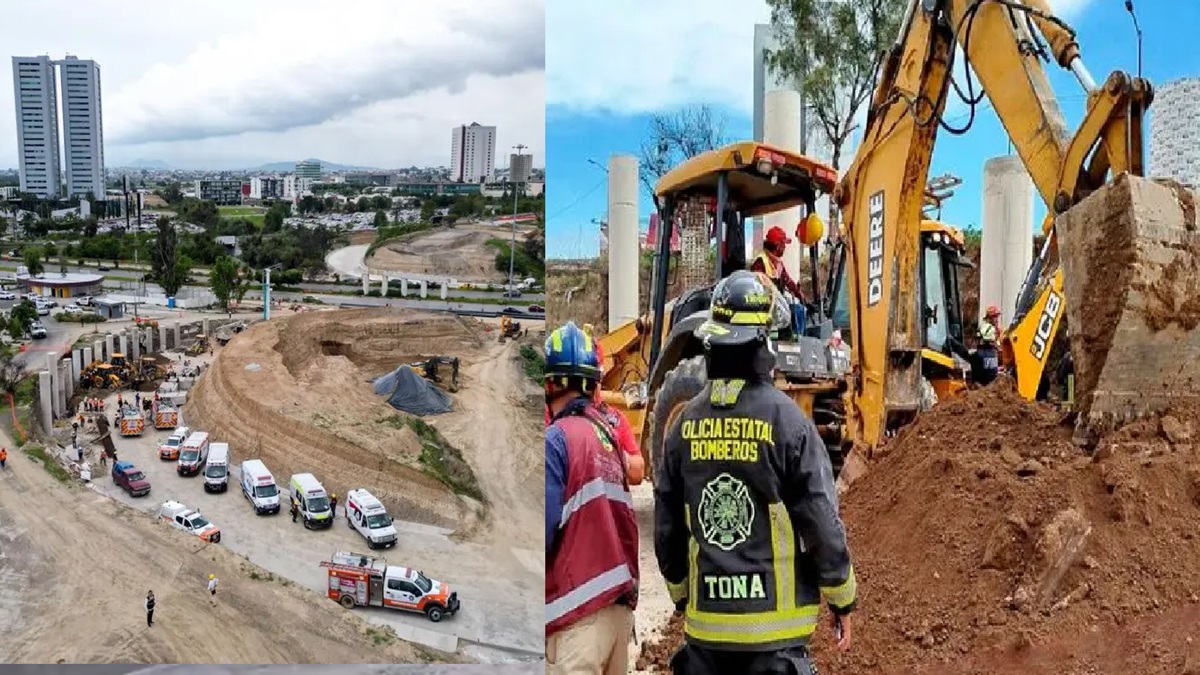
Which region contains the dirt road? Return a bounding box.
[0,428,447,664]
[367,224,536,284]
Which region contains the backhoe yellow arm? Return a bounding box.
[835,0,1150,453]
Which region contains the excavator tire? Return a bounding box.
[1056,175,1200,441]
[648,355,707,475]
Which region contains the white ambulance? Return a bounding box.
[344,488,398,549]
[240,459,281,514]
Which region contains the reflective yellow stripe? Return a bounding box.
[756,253,775,277]
[709,379,745,406]
[666,579,688,604]
[686,509,698,614]
[820,566,857,610]
[582,333,592,354]
[769,502,796,611]
[729,312,770,325]
[551,330,562,351]
[685,605,819,644]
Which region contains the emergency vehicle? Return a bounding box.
[344,488,398,549]
[152,399,178,429]
[177,431,210,476]
[158,500,221,543]
[119,408,145,436]
[319,551,460,622]
[158,426,190,460]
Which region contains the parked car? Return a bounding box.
[158,501,221,543]
[502,289,522,298]
[97,265,111,271]
[76,295,94,306]
[112,461,151,497]
[44,299,58,308]
[62,305,82,315]
[35,303,49,316]
[0,291,15,300]
[30,322,47,339]
[528,305,545,313]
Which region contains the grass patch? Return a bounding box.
[53,312,107,324]
[365,626,397,646]
[405,417,486,503]
[365,222,437,257]
[519,344,544,382]
[217,206,266,216]
[22,444,72,483]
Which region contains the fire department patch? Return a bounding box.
[698,473,754,551]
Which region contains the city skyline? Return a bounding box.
[0,0,545,172]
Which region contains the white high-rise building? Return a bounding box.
[11,55,62,199]
[450,122,496,183]
[1149,77,1200,188]
[283,174,312,200]
[57,56,105,198]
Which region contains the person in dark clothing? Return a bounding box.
[656,270,857,675]
[330,494,338,517]
[290,500,299,523]
[145,591,155,627]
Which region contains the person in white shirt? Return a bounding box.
[207,574,218,605]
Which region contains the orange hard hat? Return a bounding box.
[765,226,792,247]
[985,305,1000,317]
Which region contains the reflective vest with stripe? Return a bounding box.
[754,253,778,279]
[545,408,639,635]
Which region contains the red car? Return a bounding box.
[112,460,152,497]
[528,305,545,313]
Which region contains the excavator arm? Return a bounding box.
[835,0,1152,455]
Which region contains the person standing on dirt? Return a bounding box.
[330,493,338,517]
[208,574,218,605]
[290,498,299,523]
[655,270,857,675]
[145,591,155,627]
[0,446,7,470]
[977,305,1002,386]
[545,321,639,675]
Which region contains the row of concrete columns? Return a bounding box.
[37,319,187,432]
[360,274,451,300]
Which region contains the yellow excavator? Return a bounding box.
[595,0,1197,482]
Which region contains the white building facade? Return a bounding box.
[1149,77,1200,187]
[249,176,283,200]
[11,56,62,198]
[283,175,312,200]
[450,122,496,183]
[58,56,106,198]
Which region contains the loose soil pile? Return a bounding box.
[639,382,1200,674]
[367,224,535,283]
[187,308,487,529]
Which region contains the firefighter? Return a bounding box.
[145,590,156,627]
[545,321,639,675]
[655,270,857,674]
[977,305,1002,385]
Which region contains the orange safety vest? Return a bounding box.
[0,448,7,462]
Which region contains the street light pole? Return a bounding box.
[263,264,282,321]
[507,144,526,297]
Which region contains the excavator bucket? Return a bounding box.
[1056,174,1200,441]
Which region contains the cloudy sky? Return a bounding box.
[545,0,1191,258]
[1,0,545,170]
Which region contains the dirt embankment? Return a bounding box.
[367,224,534,283]
[185,308,486,529]
[639,383,1200,674]
[0,441,454,664]
[547,260,690,332]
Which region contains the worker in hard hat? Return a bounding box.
[977,305,1002,385]
[545,321,639,675]
[750,226,805,301]
[207,574,219,606]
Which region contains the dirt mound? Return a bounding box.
[367,224,525,283]
[639,383,1200,673]
[187,308,485,529]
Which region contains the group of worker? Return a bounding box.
[81,397,107,412]
[545,268,858,675]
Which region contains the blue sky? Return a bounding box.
[546,0,1199,259]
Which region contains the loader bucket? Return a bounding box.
[1056,174,1200,441]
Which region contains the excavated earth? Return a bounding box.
[639,382,1200,674]
[186,307,486,529]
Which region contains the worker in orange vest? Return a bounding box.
[0,446,7,470]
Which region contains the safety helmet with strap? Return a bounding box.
[694,270,773,347]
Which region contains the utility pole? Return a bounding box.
[507,144,526,297]
[263,264,281,321]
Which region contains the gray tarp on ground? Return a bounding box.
[372,365,452,416]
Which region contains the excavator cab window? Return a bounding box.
[920,235,967,353]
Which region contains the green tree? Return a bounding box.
[151,216,176,281]
[420,200,435,222]
[373,209,388,229]
[160,254,193,297]
[57,244,68,274]
[766,0,905,172]
[263,203,287,234]
[9,300,37,339]
[235,265,254,304]
[209,255,240,310]
[22,246,44,276]
[0,214,7,238]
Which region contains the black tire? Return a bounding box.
[426,605,445,622]
[648,355,707,474]
[339,594,356,609]
[367,539,377,550]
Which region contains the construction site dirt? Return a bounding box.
[635,382,1200,674]
[1,307,543,664]
[366,223,538,284]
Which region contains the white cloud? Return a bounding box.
[547,0,1098,118]
[1,0,544,168]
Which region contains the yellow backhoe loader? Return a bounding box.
[595,0,1198,483]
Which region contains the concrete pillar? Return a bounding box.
[440,283,448,300]
[38,371,52,433]
[118,331,128,356]
[72,350,82,381]
[981,155,1035,327]
[83,347,93,368]
[159,325,168,352]
[104,333,114,361]
[49,362,61,419]
[131,329,141,360]
[763,90,805,279]
[362,273,369,294]
[92,340,103,363]
[173,321,180,351]
[203,317,210,338]
[607,153,640,328]
[419,280,427,298]
[61,359,73,406]
[401,279,408,297]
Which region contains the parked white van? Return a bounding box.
[204,442,230,493]
[240,459,280,514]
[344,488,398,549]
[289,473,332,529]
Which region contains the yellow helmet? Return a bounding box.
[209,574,215,580]
[796,212,825,246]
